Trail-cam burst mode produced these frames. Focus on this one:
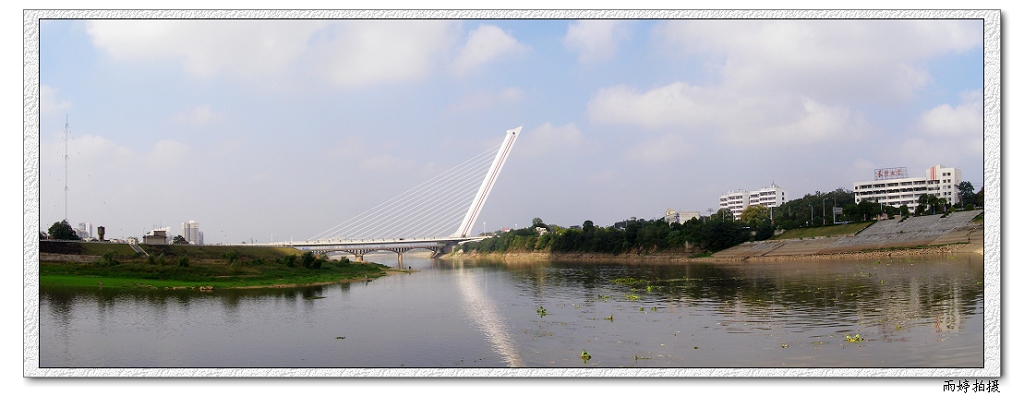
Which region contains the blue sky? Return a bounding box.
[36,17,985,244]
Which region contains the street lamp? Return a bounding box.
[823,198,829,226]
[808,203,813,226]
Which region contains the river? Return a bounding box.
[38,252,984,369]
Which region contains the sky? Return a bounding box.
[35,16,986,244]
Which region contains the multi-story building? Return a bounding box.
[853,164,961,210]
[664,208,701,224]
[719,183,788,220]
[182,220,202,245]
[75,222,93,239]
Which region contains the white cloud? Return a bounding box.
[86,20,458,88]
[899,90,983,170]
[87,20,328,79]
[65,134,135,165]
[588,82,869,144]
[358,154,416,174]
[174,105,222,127]
[40,85,71,116]
[653,20,981,102]
[449,87,525,112]
[451,24,528,75]
[588,82,707,129]
[587,169,620,185]
[759,98,867,142]
[916,90,982,137]
[625,133,695,164]
[150,140,191,165]
[516,123,584,156]
[564,20,628,63]
[310,20,458,87]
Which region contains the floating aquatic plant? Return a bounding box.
[537,306,547,317]
[580,349,592,363]
[845,334,864,343]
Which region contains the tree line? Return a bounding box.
[462,181,982,256]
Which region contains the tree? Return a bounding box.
[172,235,189,245]
[928,194,940,215]
[532,217,548,229]
[715,208,733,222]
[47,220,79,240]
[916,194,933,216]
[739,205,769,225]
[957,181,976,208]
[843,203,860,223]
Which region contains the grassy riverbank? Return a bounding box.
[770,222,873,240]
[39,241,392,290]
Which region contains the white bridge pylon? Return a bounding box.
[454,126,520,238]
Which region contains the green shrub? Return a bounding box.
[96,250,120,266]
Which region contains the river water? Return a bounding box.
[38,253,984,369]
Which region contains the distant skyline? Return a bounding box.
[35,15,986,244]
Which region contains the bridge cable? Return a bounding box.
[309,144,500,241]
[324,152,493,240]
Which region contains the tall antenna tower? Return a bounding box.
[64,115,69,221]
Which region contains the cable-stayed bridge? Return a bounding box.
[274,127,521,264]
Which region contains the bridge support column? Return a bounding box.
[397,252,403,268]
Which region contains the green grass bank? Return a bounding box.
[39,241,391,290]
[771,222,873,240]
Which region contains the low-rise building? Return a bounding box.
[143,230,168,245]
[853,164,961,210]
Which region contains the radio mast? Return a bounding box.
[64,115,69,221]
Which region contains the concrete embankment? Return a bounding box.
[712,210,983,261]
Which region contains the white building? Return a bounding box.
[182,220,202,245]
[75,222,92,239]
[719,183,788,220]
[853,164,961,210]
[664,208,701,224]
[147,227,171,244]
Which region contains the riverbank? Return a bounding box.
[444,237,984,264]
[38,241,395,290]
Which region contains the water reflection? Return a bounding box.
[39,253,983,368]
[454,265,524,367]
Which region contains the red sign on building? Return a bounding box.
[874,167,908,181]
